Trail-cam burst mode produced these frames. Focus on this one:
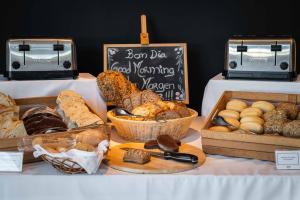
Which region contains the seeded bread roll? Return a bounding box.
[264,119,289,135]
[263,109,288,121]
[141,90,161,104]
[282,120,300,138]
[276,102,299,120]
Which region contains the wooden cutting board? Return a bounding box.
[105,143,206,174]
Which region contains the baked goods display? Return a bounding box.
[0,92,27,138]
[211,98,300,138]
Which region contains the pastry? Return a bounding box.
[157,135,179,152]
[240,116,264,125]
[240,107,263,118]
[240,122,264,134]
[276,102,298,120]
[282,120,300,138]
[209,126,230,132]
[56,90,104,128]
[123,149,151,164]
[251,101,275,113]
[264,119,288,135]
[226,99,247,112]
[218,110,240,120]
[263,109,288,121]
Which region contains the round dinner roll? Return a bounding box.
[240,107,263,118]
[251,101,275,113]
[226,99,247,112]
[218,110,240,120]
[240,116,264,125]
[209,126,230,132]
[240,122,264,134]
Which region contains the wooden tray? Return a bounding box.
[105,143,206,174]
[201,91,300,161]
[0,96,102,163]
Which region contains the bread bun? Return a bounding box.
[240,122,264,134]
[240,107,263,118]
[252,101,275,113]
[218,110,240,120]
[209,126,230,132]
[240,116,264,125]
[226,99,247,112]
[223,117,240,129]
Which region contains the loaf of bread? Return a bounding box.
[0,92,16,108]
[97,70,138,106]
[56,90,104,129]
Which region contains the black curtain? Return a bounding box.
[0,0,297,113]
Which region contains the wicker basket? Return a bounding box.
[41,155,86,174]
[107,109,198,141]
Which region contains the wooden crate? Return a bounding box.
[0,96,102,163]
[201,91,300,161]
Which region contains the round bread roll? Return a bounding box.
[240,116,264,125]
[218,110,240,120]
[264,119,288,135]
[263,109,288,121]
[240,122,264,134]
[276,102,299,120]
[251,101,275,113]
[240,107,263,118]
[209,126,230,132]
[223,117,240,129]
[226,99,247,112]
[282,120,300,138]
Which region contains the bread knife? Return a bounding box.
[121,147,198,164]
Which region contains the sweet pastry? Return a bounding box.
[240,107,263,118]
[209,126,230,132]
[240,116,264,125]
[276,102,298,120]
[123,149,151,164]
[251,101,275,113]
[56,90,104,128]
[226,99,247,112]
[157,135,179,152]
[282,120,300,138]
[97,70,138,106]
[240,122,264,134]
[218,110,240,120]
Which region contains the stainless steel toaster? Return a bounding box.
[223,36,297,81]
[5,38,78,80]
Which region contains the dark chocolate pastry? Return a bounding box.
[157,135,179,152]
[123,149,151,164]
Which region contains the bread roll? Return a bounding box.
[240,122,264,134]
[209,126,230,132]
[276,102,299,120]
[240,116,264,125]
[223,117,240,129]
[218,110,240,120]
[226,99,247,112]
[240,107,263,118]
[252,101,275,113]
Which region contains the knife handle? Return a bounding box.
[164,151,198,164]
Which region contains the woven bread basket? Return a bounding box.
[107,109,198,142]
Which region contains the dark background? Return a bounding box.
[0,0,297,113]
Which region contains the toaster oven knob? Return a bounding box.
[280,62,289,70]
[12,61,21,69]
[63,61,71,69]
[229,61,237,69]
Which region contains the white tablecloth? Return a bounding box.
[0,73,107,120]
[201,73,300,116]
[1,117,300,200]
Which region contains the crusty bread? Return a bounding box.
[130,91,142,109]
[56,90,104,129]
[122,96,133,111]
[141,90,161,104]
[0,120,27,138]
[156,110,181,120]
[0,92,16,107]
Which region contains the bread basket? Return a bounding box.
[107,109,198,141]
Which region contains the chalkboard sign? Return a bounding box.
[104,44,189,103]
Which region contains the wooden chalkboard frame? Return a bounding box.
[103,43,189,104]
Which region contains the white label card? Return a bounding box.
[0,151,23,172]
[275,150,300,170]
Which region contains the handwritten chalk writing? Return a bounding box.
[111,62,131,74]
[125,49,148,59]
[131,60,174,78]
[150,50,167,59]
[142,77,175,93]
